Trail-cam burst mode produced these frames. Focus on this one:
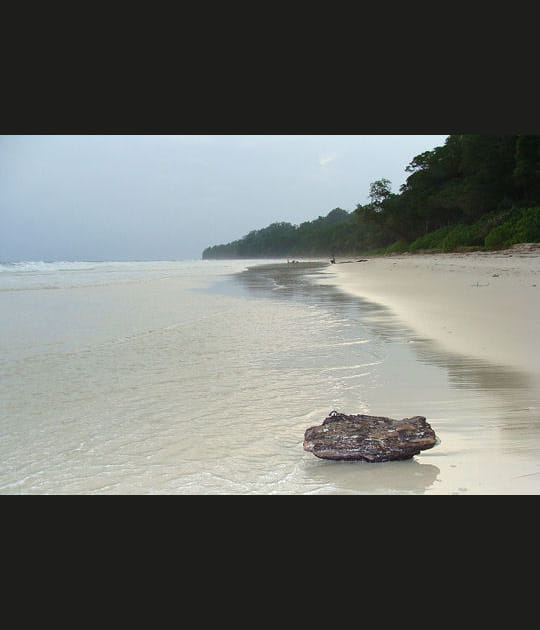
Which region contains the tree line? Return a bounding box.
[202,135,540,259]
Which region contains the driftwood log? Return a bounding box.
[304,411,437,462]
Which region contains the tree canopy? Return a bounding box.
[202,135,540,259]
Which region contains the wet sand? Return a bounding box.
[325,246,540,377]
[314,245,540,494]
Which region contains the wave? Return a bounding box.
[0,260,203,274]
[0,260,101,273]
[0,258,282,275]
[0,259,276,293]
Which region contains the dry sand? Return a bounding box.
[314,244,540,494]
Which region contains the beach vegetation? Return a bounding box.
[408,225,453,252]
[484,206,540,249]
[384,240,409,255]
[440,224,482,252]
[202,135,540,259]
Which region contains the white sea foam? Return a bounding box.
[0,260,99,272]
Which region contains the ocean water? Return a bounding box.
[1,259,540,494]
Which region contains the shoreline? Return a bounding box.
[272,252,540,493]
[319,245,540,380]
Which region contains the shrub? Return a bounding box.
[384,240,409,254]
[484,223,514,249]
[408,225,453,252]
[484,206,540,249]
[440,224,478,252]
[473,209,514,240]
[513,206,540,243]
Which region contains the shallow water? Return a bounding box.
[1,259,539,494]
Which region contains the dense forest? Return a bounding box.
[202,135,540,259]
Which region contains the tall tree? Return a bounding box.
[368,178,393,210]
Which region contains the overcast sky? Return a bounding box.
[0,134,448,261]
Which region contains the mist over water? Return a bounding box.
[1,260,539,494]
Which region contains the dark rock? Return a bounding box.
[303,410,437,462]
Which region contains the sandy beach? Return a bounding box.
[323,245,540,379]
[310,245,540,494]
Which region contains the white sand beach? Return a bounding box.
[312,245,540,494]
[325,245,540,378]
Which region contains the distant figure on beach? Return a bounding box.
[330,254,336,264]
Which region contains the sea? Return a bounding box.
[1,258,540,494]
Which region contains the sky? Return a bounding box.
[0,134,448,261]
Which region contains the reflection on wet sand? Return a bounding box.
[231,261,535,396]
[354,295,535,393]
[303,458,440,494]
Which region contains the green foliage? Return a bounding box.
[484,206,540,249]
[408,225,454,252]
[514,206,540,242]
[202,209,354,259]
[384,240,409,254]
[484,223,516,249]
[440,224,480,252]
[368,178,393,209]
[513,136,540,203]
